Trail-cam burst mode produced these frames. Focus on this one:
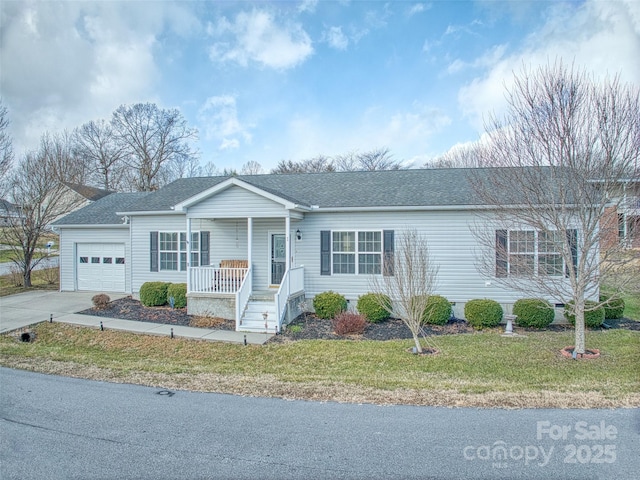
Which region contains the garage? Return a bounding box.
[76,243,126,292]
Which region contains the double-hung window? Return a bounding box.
[159,231,199,271]
[180,232,200,271]
[159,232,179,271]
[499,230,569,277]
[332,231,382,275]
[537,231,563,276]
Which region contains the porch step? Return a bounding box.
[239,299,278,333]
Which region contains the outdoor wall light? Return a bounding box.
[296,229,302,240]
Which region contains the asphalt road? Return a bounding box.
[0,255,59,276]
[1,368,638,479]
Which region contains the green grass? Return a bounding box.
[620,291,639,321]
[1,323,638,407]
[0,267,59,296]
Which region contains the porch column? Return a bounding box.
[186,217,192,292]
[285,215,291,271]
[247,217,253,268]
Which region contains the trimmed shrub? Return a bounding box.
[600,293,625,319]
[422,295,452,326]
[357,293,391,323]
[313,291,347,319]
[91,293,111,310]
[564,300,605,328]
[140,282,170,307]
[513,298,555,329]
[167,283,187,309]
[333,312,367,335]
[464,299,503,329]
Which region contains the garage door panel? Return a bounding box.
[77,243,125,292]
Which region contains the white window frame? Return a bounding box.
[507,230,564,277]
[331,230,382,275]
[159,231,200,271]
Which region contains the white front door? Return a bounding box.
[270,233,286,285]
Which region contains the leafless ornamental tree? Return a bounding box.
[111,103,198,191]
[371,229,439,353]
[470,62,640,356]
[3,136,86,286]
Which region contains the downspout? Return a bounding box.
[187,216,192,293]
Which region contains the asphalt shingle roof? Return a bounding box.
[52,192,150,226]
[53,167,564,225]
[122,168,514,212]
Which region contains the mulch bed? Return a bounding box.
[79,296,640,341]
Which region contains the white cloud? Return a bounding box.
[0,1,198,155]
[458,0,640,131]
[407,4,429,17]
[323,26,349,50]
[198,95,252,151]
[209,9,313,70]
[298,0,318,14]
[447,44,507,74]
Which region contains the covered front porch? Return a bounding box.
[185,215,305,333]
[173,176,310,332]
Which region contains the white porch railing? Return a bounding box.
[275,266,304,330]
[189,266,249,294]
[235,267,253,330]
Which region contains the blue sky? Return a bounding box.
[1,0,639,172]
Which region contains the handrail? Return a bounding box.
[189,266,248,294]
[275,266,304,330]
[235,267,252,330]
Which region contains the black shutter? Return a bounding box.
[150,231,158,272]
[496,230,507,277]
[383,230,394,276]
[200,231,210,266]
[566,229,577,277]
[320,231,331,275]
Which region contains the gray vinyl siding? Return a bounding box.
[292,210,576,312]
[57,226,130,292]
[187,186,289,218]
[130,215,208,294]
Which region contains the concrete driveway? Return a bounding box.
[0,290,128,334]
[0,290,270,344]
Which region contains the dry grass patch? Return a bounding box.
[189,316,232,329]
[1,323,638,408]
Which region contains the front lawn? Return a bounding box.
[1,323,638,408]
[0,267,59,297]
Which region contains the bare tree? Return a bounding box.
[371,229,439,353]
[2,136,86,286]
[470,61,640,356]
[240,160,264,175]
[111,103,198,191]
[0,100,13,196]
[335,147,402,171]
[73,120,126,191]
[271,155,335,174]
[425,143,488,169]
[201,160,220,177]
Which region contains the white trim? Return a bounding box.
[330,229,383,276]
[314,204,585,213]
[55,224,129,229]
[116,210,184,216]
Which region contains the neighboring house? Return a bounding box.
[52,169,596,332]
[0,199,22,225]
[63,182,114,204]
[600,179,640,251]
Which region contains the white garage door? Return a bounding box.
[77,243,126,292]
